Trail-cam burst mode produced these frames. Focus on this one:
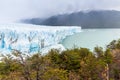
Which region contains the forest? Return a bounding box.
[0,39,120,80]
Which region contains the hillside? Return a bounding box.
[23,10,120,28]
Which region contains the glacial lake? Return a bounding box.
[62,29,120,51]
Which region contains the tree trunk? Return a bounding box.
[106,64,109,80]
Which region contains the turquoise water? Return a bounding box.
[62,29,120,51]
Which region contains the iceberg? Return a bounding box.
[0,23,81,54]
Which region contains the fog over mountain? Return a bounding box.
[23,10,120,28]
[0,0,120,23]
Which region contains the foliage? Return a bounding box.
[42,68,68,80]
[0,39,120,79]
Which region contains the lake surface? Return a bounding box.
[62,29,120,51]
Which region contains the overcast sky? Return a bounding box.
[0,0,120,23]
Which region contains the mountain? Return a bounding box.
[22,10,120,28]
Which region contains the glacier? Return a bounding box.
[0,23,81,54]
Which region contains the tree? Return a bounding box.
[94,46,104,58]
[0,54,22,80]
[12,50,32,80]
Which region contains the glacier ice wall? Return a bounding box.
[0,23,81,54]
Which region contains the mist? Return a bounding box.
[0,0,120,23]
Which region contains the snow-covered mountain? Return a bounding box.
[0,23,81,54]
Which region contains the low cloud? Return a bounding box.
[0,0,120,23]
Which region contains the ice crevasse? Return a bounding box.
[0,23,81,54]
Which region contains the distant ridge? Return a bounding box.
[22,10,120,28]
